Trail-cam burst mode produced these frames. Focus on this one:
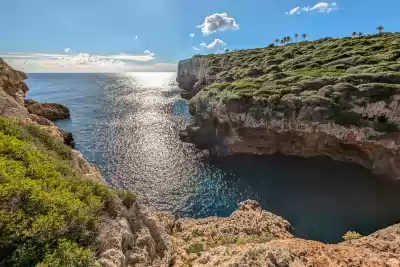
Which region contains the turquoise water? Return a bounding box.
[26,72,400,243]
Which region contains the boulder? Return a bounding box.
[58,128,75,148]
[27,102,70,120]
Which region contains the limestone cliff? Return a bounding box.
[178,33,400,181]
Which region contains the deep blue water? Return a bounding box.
[26,73,400,243]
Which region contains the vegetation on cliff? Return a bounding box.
[191,32,400,134]
[0,117,134,267]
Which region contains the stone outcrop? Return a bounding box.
[96,201,174,267]
[177,57,212,99]
[177,33,400,181]
[26,101,71,120]
[0,58,29,106]
[171,200,400,267]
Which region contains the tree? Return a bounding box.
[287,36,292,43]
[359,32,363,37]
[280,39,285,45]
[224,48,229,53]
[294,33,299,42]
[377,25,384,34]
[352,32,358,38]
[302,33,308,40]
[275,38,279,45]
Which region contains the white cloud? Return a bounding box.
[206,39,226,49]
[144,49,155,57]
[64,48,71,53]
[199,42,207,47]
[135,36,138,40]
[192,46,200,51]
[286,7,301,15]
[189,33,195,38]
[0,51,175,73]
[287,2,338,15]
[197,13,239,35]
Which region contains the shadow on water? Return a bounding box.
[195,154,400,243]
[26,73,400,244]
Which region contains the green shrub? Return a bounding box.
[342,231,362,241]
[0,116,117,266]
[37,239,96,267]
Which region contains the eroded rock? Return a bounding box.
[27,102,70,120]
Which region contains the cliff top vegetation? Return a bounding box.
[189,32,400,134]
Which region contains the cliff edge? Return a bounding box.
[177,33,400,181]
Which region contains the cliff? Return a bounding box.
[177,33,400,181]
[1,58,400,266]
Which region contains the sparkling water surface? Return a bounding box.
[26,72,400,243]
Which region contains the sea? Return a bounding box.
[26,72,400,243]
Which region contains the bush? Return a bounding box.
[342,231,362,241]
[37,240,96,267]
[0,117,116,266]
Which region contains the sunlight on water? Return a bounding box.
[125,72,176,88]
[26,72,400,243]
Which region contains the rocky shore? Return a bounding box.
[1,49,400,267]
[177,33,400,181]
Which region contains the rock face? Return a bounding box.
[177,33,400,181]
[26,102,71,120]
[0,59,30,119]
[96,202,175,267]
[177,57,213,99]
[0,58,29,106]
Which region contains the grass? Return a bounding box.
[0,117,134,267]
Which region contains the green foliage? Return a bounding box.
[342,231,362,241]
[289,68,346,78]
[37,239,96,267]
[191,33,400,133]
[116,190,136,208]
[186,242,204,255]
[0,116,116,266]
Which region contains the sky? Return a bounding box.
[1,0,399,73]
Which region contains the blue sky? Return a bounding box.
[1,0,399,72]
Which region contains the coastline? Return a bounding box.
[1,57,400,266]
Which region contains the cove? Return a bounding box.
[189,154,400,243]
[25,73,400,244]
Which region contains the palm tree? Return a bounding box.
[302,33,308,40]
[287,36,292,43]
[294,33,299,42]
[275,38,280,45]
[280,39,285,45]
[359,32,363,37]
[377,25,384,34]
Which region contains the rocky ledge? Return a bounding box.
[177,33,400,181]
[25,99,71,120]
